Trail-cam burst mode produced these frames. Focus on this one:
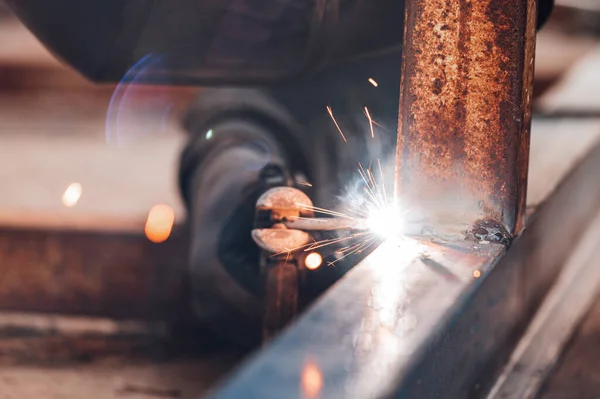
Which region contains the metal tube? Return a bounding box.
[396,0,537,235]
[282,217,364,231]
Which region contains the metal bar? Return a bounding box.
[0,226,191,321]
[487,210,600,399]
[396,0,538,235]
[208,126,600,399]
[282,217,362,231]
[263,259,299,341]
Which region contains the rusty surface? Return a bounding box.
[263,261,299,341]
[0,226,191,321]
[396,0,538,234]
[253,187,314,254]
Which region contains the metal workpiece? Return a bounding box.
[209,238,505,399]
[0,226,191,322]
[209,126,600,398]
[396,0,538,235]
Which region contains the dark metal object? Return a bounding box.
[5,0,553,85]
[0,225,190,321]
[252,187,313,340]
[488,211,600,398]
[396,0,538,235]
[263,258,299,341]
[208,134,600,398]
[5,0,406,85]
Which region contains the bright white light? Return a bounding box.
[367,205,405,241]
[305,252,323,270]
[62,182,82,207]
[205,129,213,140]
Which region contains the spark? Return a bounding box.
[368,78,379,87]
[145,204,175,243]
[364,106,375,138]
[326,105,347,142]
[305,252,323,270]
[297,180,313,187]
[473,270,481,278]
[62,182,82,207]
[301,361,323,398]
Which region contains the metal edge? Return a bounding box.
[487,209,600,399]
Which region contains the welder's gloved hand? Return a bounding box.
[180,119,287,348]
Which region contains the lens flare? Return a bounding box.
[106,54,172,148]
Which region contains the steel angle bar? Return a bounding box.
[207,130,600,399]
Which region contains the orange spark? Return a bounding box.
[301,361,323,398]
[298,180,313,187]
[368,78,379,87]
[305,252,323,270]
[473,270,481,278]
[364,106,375,138]
[145,204,175,243]
[326,105,347,142]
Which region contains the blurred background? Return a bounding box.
[0,0,600,398]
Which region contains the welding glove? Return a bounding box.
[180,114,293,347]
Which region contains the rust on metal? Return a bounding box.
[396,0,538,235]
[0,226,191,321]
[253,187,314,253]
[263,260,299,341]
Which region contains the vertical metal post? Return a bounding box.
[396,0,537,235]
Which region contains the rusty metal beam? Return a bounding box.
[396,0,538,235]
[0,226,191,321]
